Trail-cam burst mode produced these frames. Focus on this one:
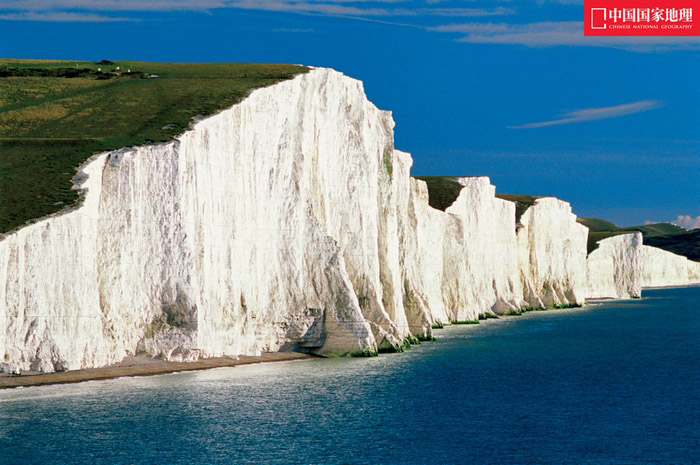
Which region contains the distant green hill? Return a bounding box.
[584,231,633,254]
[0,59,308,234]
[494,194,539,224]
[577,218,630,253]
[643,230,700,262]
[412,176,464,211]
[577,218,698,261]
[577,218,619,232]
[411,177,541,224]
[617,223,687,237]
[412,177,542,225]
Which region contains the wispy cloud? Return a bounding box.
[433,21,700,51]
[0,0,513,20]
[676,215,700,230]
[0,11,136,21]
[0,0,410,7]
[227,2,514,17]
[0,0,224,11]
[509,100,662,129]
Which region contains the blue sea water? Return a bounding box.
[1,287,699,465]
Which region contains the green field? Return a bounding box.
[0,59,308,234]
[576,217,619,232]
[494,194,539,224]
[578,217,698,259]
[644,229,700,261]
[411,175,541,224]
[412,176,464,211]
[617,222,687,237]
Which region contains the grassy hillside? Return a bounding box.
[0,59,308,234]
[495,194,539,224]
[644,230,700,262]
[577,217,619,232]
[578,218,698,259]
[577,218,629,253]
[412,176,464,211]
[411,177,542,222]
[585,231,633,254]
[617,223,687,237]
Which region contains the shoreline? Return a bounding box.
[0,352,313,390]
[4,286,696,391]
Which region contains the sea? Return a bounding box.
[1,287,699,465]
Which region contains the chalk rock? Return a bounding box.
[640,245,700,288]
[2,66,697,373]
[586,233,643,299]
[517,198,588,308]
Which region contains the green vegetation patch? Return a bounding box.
[0,59,308,234]
[579,218,696,259]
[413,176,464,211]
[349,348,379,357]
[644,230,700,262]
[586,231,632,254]
[495,194,540,224]
[577,217,619,232]
[478,313,499,320]
[553,302,582,309]
[376,335,429,354]
[617,223,687,237]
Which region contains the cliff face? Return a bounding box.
[2,69,391,371]
[443,177,523,318]
[586,233,643,299]
[516,198,588,308]
[584,235,700,299]
[1,68,698,373]
[640,245,700,288]
[398,176,589,325]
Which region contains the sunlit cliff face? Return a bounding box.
[0,68,693,374]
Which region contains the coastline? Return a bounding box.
[0,352,313,390]
[4,286,699,391]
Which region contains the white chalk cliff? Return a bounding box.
[1,68,698,373]
[586,233,643,299]
[516,198,588,308]
[640,244,700,288]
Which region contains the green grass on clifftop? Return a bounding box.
[644,229,700,262]
[617,223,687,237]
[495,194,539,224]
[0,59,308,234]
[413,176,464,211]
[578,218,698,259]
[585,231,632,254]
[577,217,619,232]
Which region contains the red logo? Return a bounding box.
[585,0,700,35]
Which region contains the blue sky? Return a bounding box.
[1,0,699,227]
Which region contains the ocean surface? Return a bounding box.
[2,287,699,465]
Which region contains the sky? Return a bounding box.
[1,0,699,227]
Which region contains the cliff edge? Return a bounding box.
[1,68,697,373]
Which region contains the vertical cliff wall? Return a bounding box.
[584,236,700,299]
[2,69,397,371]
[399,176,590,323]
[1,67,698,373]
[443,177,523,318]
[586,233,643,299]
[397,173,522,326]
[640,245,700,288]
[516,198,588,308]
